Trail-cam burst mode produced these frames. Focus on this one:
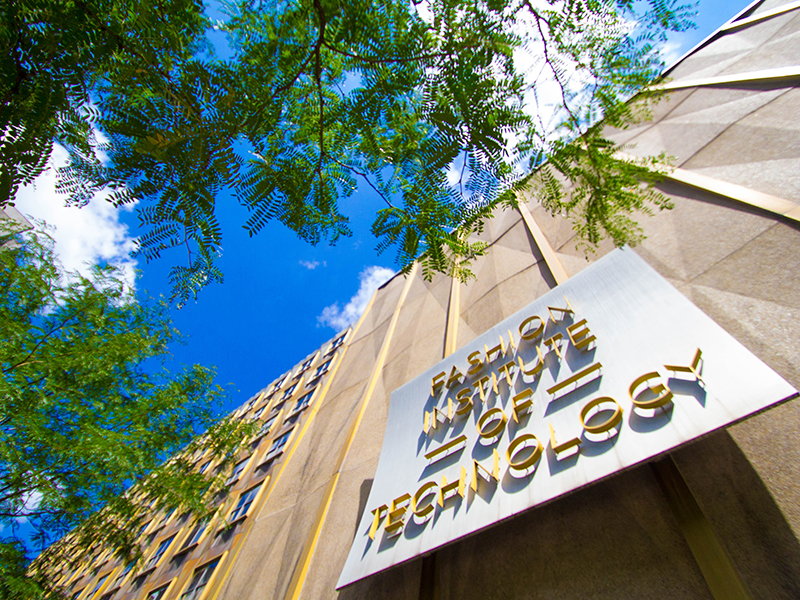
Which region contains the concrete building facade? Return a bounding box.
[57,1,800,598]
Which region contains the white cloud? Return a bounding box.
[13,145,139,291]
[659,40,684,69]
[300,259,326,270]
[317,266,395,331]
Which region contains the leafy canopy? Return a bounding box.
[0,222,256,597]
[1,0,695,303]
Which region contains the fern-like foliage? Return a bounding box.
[1,0,695,299]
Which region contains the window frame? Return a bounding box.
[226,457,250,486]
[227,483,262,523]
[145,582,172,600]
[179,517,210,552]
[179,559,220,600]
[143,534,176,571]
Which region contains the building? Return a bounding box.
[53,1,800,598]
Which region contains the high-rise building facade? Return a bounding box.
[52,1,800,598]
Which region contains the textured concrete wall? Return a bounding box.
[215,3,800,599]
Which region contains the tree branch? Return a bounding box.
[332,159,394,208]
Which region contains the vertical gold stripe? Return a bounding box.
[651,457,752,600]
[206,291,378,600]
[444,275,460,358]
[283,264,419,600]
[517,199,569,286]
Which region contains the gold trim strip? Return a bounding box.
[206,296,378,600]
[283,263,420,600]
[651,457,752,600]
[517,199,569,286]
[661,0,762,77]
[444,274,460,358]
[721,0,800,31]
[615,152,800,224]
[660,66,800,90]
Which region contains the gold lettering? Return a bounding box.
[431,371,446,397]
[547,296,574,323]
[566,319,596,352]
[446,366,464,389]
[507,434,543,471]
[369,504,388,539]
[474,376,490,402]
[498,360,516,385]
[412,482,438,520]
[506,329,517,353]
[519,315,544,342]
[385,493,411,536]
[664,348,704,382]
[454,388,473,416]
[423,399,453,435]
[511,389,533,423]
[547,362,602,396]
[438,467,467,508]
[548,422,581,456]
[629,372,673,410]
[517,346,545,378]
[580,397,624,434]
[476,407,507,439]
[484,335,507,364]
[424,435,468,464]
[471,450,500,492]
[466,350,484,376]
[544,333,565,359]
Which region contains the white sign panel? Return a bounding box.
[337,249,797,588]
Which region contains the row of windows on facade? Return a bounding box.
[69,334,347,599]
[75,386,302,598]
[128,556,218,600]
[81,479,262,600]
[237,330,346,415]
[240,355,333,418]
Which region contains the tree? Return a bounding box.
[1,0,695,303]
[0,221,256,597]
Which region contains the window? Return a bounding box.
[281,382,298,400]
[294,391,313,413]
[227,458,249,485]
[270,431,292,456]
[146,584,171,600]
[315,359,332,377]
[300,356,314,371]
[114,562,133,586]
[99,589,119,600]
[262,431,291,463]
[199,461,211,474]
[254,405,266,419]
[144,535,175,570]
[327,334,345,354]
[90,573,109,597]
[262,415,278,434]
[131,574,147,592]
[180,559,219,600]
[273,375,287,390]
[228,484,261,522]
[181,518,208,550]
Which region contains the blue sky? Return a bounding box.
[14,0,758,418]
